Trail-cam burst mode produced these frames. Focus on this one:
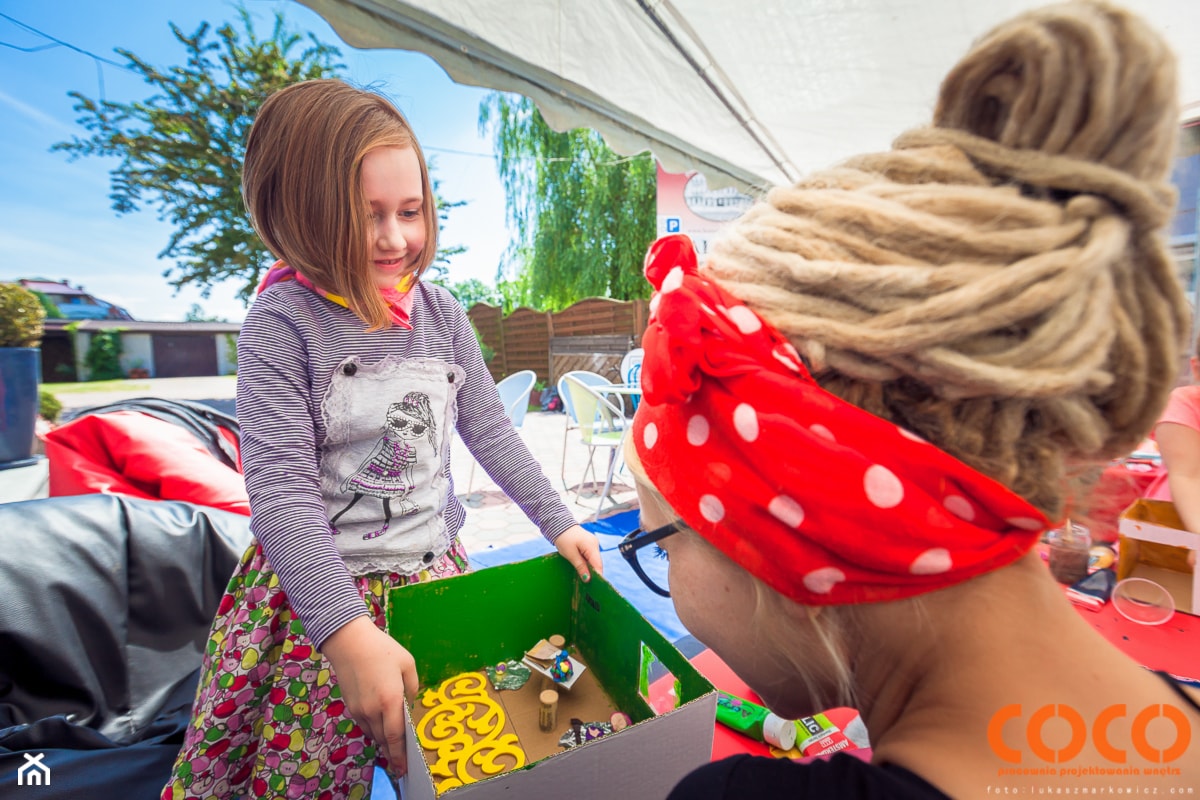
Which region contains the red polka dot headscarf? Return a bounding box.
[634,234,1050,605]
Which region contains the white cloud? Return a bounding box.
[0,87,74,136]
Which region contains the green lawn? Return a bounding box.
[42,379,154,394]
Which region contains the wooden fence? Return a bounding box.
[468,297,649,387]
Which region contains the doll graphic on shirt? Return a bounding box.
[330,391,438,539]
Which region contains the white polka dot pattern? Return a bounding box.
[724,304,762,334]
[642,422,658,449]
[803,567,846,595]
[772,349,801,372]
[810,424,835,441]
[733,404,758,442]
[943,495,975,521]
[687,415,710,446]
[910,548,952,575]
[768,496,805,528]
[699,494,725,523]
[661,266,685,293]
[864,465,904,508]
[1006,516,1044,531]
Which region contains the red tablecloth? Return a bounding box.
[1075,593,1200,682]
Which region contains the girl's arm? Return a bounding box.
[240,298,423,768]
[444,297,600,574]
[321,616,417,775]
[1158,421,1200,533]
[237,297,369,647]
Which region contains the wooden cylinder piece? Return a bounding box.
[538,689,559,732]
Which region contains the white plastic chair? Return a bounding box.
[619,347,644,411]
[560,373,628,519]
[556,370,626,491]
[497,370,538,429]
[465,370,538,496]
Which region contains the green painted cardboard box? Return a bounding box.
[388,554,717,799]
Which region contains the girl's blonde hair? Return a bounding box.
[243,79,438,330]
[704,1,1187,520]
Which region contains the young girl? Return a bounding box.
[162,79,601,800]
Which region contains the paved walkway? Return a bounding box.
[450,410,639,556]
[28,377,639,554]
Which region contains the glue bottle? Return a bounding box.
[714,691,797,750]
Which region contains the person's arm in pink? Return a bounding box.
[1158,421,1200,534]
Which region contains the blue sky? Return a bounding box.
[0,0,509,322]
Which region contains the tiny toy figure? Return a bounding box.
[549,649,573,683]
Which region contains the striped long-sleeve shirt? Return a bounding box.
[236,280,577,648]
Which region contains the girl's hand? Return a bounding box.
[321,616,419,776]
[554,525,604,581]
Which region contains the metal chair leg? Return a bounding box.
[592,447,619,521]
[560,422,571,491]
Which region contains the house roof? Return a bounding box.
[44,319,242,334]
[19,279,89,296]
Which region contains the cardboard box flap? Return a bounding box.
[1121,498,1186,530]
[1119,498,1200,554]
[1117,498,1199,616]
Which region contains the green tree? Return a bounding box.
[437,278,501,310]
[30,290,62,320]
[83,329,124,381]
[479,93,656,310]
[428,163,466,281]
[54,6,465,303]
[184,303,228,322]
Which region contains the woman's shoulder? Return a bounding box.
[1157,384,1200,430]
[1168,384,1200,406]
[667,753,949,800]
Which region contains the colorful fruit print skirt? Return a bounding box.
[162,538,469,800]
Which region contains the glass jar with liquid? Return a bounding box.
[1047,521,1091,584]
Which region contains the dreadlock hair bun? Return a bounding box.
[705,0,1188,519]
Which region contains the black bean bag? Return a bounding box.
[0,493,252,799]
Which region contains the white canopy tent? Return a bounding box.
[295,0,1199,193]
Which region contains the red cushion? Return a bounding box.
[44,411,249,515]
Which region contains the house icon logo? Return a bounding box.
[17,753,50,786]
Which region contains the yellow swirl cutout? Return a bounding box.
[416,671,526,794]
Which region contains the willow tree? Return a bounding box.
[479,93,656,310]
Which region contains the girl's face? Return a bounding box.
[361,146,427,290]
